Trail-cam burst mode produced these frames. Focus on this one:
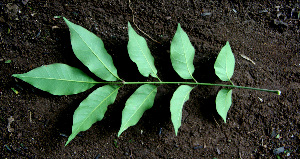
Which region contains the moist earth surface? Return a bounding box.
[0,0,299,158]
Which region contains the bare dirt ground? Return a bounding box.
[1,0,299,158]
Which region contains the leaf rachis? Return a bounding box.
[12,17,280,145]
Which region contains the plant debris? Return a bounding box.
[240,54,255,65]
[7,116,14,132]
[5,60,11,63]
[11,87,19,94]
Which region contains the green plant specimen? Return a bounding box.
[12,17,280,145]
[170,85,194,135]
[170,24,196,81]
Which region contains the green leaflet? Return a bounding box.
[170,85,194,135]
[66,85,120,145]
[63,17,120,81]
[170,23,196,80]
[12,63,96,95]
[216,88,233,123]
[118,84,157,137]
[214,41,235,81]
[127,22,159,79]
[11,19,281,145]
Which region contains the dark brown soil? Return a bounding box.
[1,0,299,158]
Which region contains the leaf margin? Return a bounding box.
[170,23,196,80]
[215,88,233,123]
[12,63,97,95]
[170,85,194,135]
[118,84,157,137]
[214,41,235,82]
[127,22,159,79]
[63,17,121,81]
[65,85,121,145]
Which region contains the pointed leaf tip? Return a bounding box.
[127,23,159,79]
[66,85,120,145]
[63,17,120,81]
[170,24,195,80]
[170,85,193,135]
[216,89,233,123]
[12,63,96,95]
[118,84,157,137]
[214,41,235,81]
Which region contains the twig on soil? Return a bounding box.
[128,0,161,44]
[247,130,256,134]
[240,54,256,65]
[212,115,220,128]
[29,111,32,123]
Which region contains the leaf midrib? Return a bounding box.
[215,54,231,81]
[222,90,231,113]
[179,29,193,79]
[131,30,157,77]
[122,86,156,129]
[15,75,97,84]
[70,24,119,80]
[73,86,120,133]
[177,87,193,122]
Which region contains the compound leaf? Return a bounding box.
[127,22,158,79]
[63,17,120,81]
[170,23,195,80]
[12,63,96,95]
[214,41,235,81]
[216,88,233,123]
[170,85,194,135]
[66,85,120,145]
[118,84,157,136]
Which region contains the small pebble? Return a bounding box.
[22,0,29,5]
[165,16,171,20]
[60,133,68,137]
[201,12,211,16]
[193,145,203,149]
[95,154,101,159]
[273,147,284,154]
[158,128,162,136]
[216,147,221,154]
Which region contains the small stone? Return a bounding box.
[22,0,29,5]
[273,147,284,154]
[165,16,171,20]
[216,147,221,154]
[193,145,203,149]
[271,129,277,137]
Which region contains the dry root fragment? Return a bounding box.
[240,54,256,65]
[7,116,14,132]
